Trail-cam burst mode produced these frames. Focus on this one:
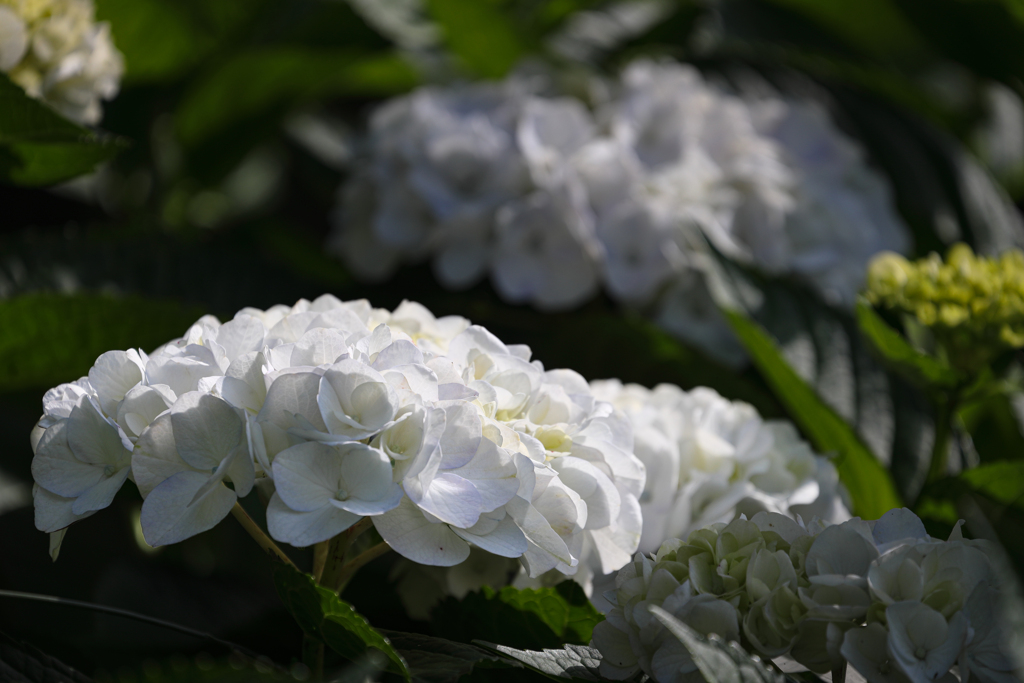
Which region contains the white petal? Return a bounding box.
[887,602,967,683]
[593,620,640,680]
[339,444,395,501]
[842,624,907,683]
[224,442,255,497]
[89,350,144,416]
[0,7,27,72]
[258,372,327,432]
[372,496,470,566]
[71,466,130,515]
[117,384,174,439]
[438,401,482,469]
[506,495,574,571]
[371,340,424,371]
[133,412,195,497]
[171,393,245,471]
[31,421,103,498]
[267,492,359,546]
[67,399,128,466]
[33,483,93,533]
[452,513,527,558]
[552,456,621,530]
[872,508,928,546]
[214,315,266,363]
[273,442,343,512]
[140,471,237,546]
[410,472,483,529]
[289,327,351,367]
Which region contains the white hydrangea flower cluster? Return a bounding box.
[388,378,849,613]
[330,60,909,353]
[590,380,850,555]
[30,295,646,579]
[592,509,1018,683]
[0,0,122,124]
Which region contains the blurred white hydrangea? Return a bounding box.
[330,59,910,360]
[590,380,850,555]
[30,295,646,584]
[592,509,1019,683]
[0,0,123,125]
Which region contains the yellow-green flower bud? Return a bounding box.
[864,243,1024,374]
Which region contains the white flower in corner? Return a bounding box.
[1,0,124,125]
[885,601,968,683]
[133,393,254,546]
[267,441,403,547]
[31,399,132,533]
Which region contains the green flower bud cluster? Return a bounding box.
[866,244,1024,372]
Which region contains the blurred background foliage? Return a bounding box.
[3,0,1024,679]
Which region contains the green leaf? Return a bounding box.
[271,562,410,680]
[0,75,126,186]
[475,641,604,682]
[432,581,603,651]
[960,393,1024,464]
[425,0,530,78]
[855,300,960,388]
[95,0,215,83]
[176,48,418,146]
[382,631,511,683]
[955,460,1024,509]
[0,631,92,683]
[893,0,1024,86]
[764,0,928,59]
[0,292,205,392]
[648,606,784,683]
[724,308,903,518]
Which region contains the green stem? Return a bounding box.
[302,634,324,680]
[319,518,374,592]
[230,503,298,570]
[332,541,392,594]
[927,395,957,486]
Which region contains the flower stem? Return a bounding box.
[927,396,956,486]
[333,541,392,593]
[230,502,298,570]
[319,517,374,592]
[302,634,324,680]
[312,540,330,583]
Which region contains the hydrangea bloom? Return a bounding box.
[29,295,646,581]
[329,59,910,360]
[590,380,850,554]
[591,509,1018,683]
[0,0,123,124]
[387,378,848,613]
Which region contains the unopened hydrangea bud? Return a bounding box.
[866,244,1024,373]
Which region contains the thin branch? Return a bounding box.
[230,502,298,570]
[313,540,330,583]
[320,517,375,591]
[333,541,392,593]
[0,588,282,670]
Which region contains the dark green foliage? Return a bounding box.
[433,582,604,651]
[271,563,410,679]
